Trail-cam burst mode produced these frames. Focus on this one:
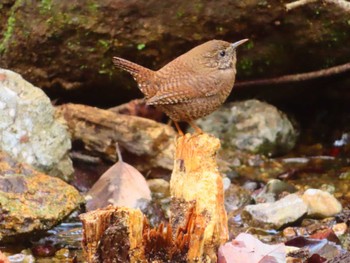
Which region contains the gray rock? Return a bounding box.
[0,69,73,180]
[196,99,298,156]
[243,193,307,229]
[147,179,170,198]
[302,188,342,218]
[225,183,252,213]
[255,179,297,203]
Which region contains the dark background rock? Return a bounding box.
[0,0,349,108]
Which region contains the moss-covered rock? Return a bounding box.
[0,0,349,105]
[0,152,84,243]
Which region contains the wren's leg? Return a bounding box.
[174,121,185,136]
[188,121,203,134]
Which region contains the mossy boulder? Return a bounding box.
[0,0,349,105]
[0,152,84,243]
[196,100,298,156]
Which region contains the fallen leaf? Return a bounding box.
[86,144,151,211]
[218,233,286,263]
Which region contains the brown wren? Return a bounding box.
[113,39,248,135]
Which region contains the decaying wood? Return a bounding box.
[80,206,146,263]
[80,133,228,262]
[170,133,229,262]
[56,103,175,174]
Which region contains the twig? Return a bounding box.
[235,62,350,88]
[286,0,350,11]
[286,0,316,11]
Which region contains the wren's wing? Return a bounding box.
[113,57,155,97]
[146,73,221,105]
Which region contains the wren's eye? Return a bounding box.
[219,50,226,57]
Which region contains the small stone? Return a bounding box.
[7,250,35,263]
[286,257,303,263]
[283,227,297,238]
[242,194,307,229]
[332,223,347,236]
[222,177,231,190]
[255,179,297,203]
[147,178,170,197]
[302,189,342,218]
[225,184,252,213]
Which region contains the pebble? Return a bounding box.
[332,223,347,236]
[302,189,342,218]
[243,193,307,228]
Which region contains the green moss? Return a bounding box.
[238,58,254,75]
[216,26,224,32]
[98,39,110,49]
[39,0,52,14]
[194,1,203,12]
[88,2,99,13]
[176,10,184,18]
[0,15,16,53]
[245,40,254,50]
[137,43,146,50]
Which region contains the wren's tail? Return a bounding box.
[113,57,155,97]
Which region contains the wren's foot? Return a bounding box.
[174,121,185,136]
[188,121,203,134]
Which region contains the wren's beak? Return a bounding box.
[231,39,249,49]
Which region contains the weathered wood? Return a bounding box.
[80,133,228,262]
[80,206,146,263]
[170,133,229,262]
[56,103,175,175]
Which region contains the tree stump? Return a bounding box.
[80,133,228,262]
[80,206,146,263]
[170,133,228,262]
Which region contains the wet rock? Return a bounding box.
[242,194,307,229]
[327,252,350,263]
[225,183,252,213]
[302,189,342,218]
[0,69,73,181]
[0,152,84,243]
[254,179,297,203]
[332,223,347,236]
[147,178,170,198]
[196,100,298,156]
[6,250,34,263]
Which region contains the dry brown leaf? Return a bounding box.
[86,144,151,211]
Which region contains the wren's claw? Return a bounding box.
[174,121,185,136]
[189,121,203,134]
